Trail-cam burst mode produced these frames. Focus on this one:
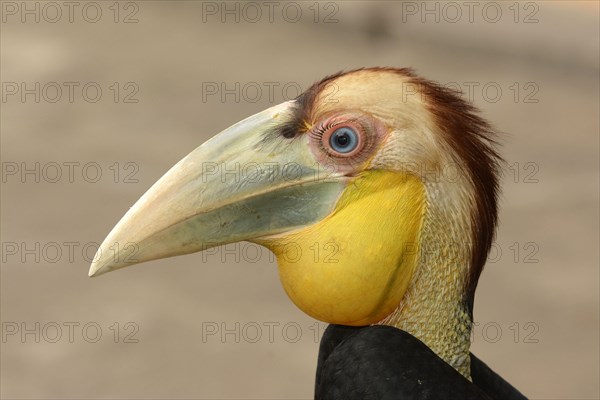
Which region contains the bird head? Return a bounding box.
[89,68,500,372]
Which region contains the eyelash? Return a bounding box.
[309,121,338,141]
[310,117,362,141]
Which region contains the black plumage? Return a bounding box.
[315,325,527,400]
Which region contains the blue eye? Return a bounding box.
[328,126,359,154]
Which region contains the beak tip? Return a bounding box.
[88,256,116,278]
[88,264,104,278]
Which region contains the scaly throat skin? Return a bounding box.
[379,178,475,379]
[380,269,474,379]
[255,170,426,326]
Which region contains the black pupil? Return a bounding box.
[335,132,349,147]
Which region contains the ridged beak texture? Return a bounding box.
[88,101,347,277]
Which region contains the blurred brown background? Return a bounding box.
[1,1,598,399]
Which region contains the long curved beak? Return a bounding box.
[89,102,346,277]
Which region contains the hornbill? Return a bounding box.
[89,68,527,399]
